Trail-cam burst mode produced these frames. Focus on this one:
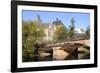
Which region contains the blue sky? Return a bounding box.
[22,10,90,30]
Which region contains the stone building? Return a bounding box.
[36,15,65,42]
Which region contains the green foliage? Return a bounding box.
[85,26,90,38]
[53,18,76,42]
[68,18,75,39]
[54,26,68,42]
[22,21,45,62]
[78,26,90,39]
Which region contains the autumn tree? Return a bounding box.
[54,26,68,43]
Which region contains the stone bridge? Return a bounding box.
[38,39,90,60]
[47,39,90,48]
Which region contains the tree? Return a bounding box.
[22,21,45,62]
[85,26,90,38]
[54,26,68,42]
[68,18,75,40]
